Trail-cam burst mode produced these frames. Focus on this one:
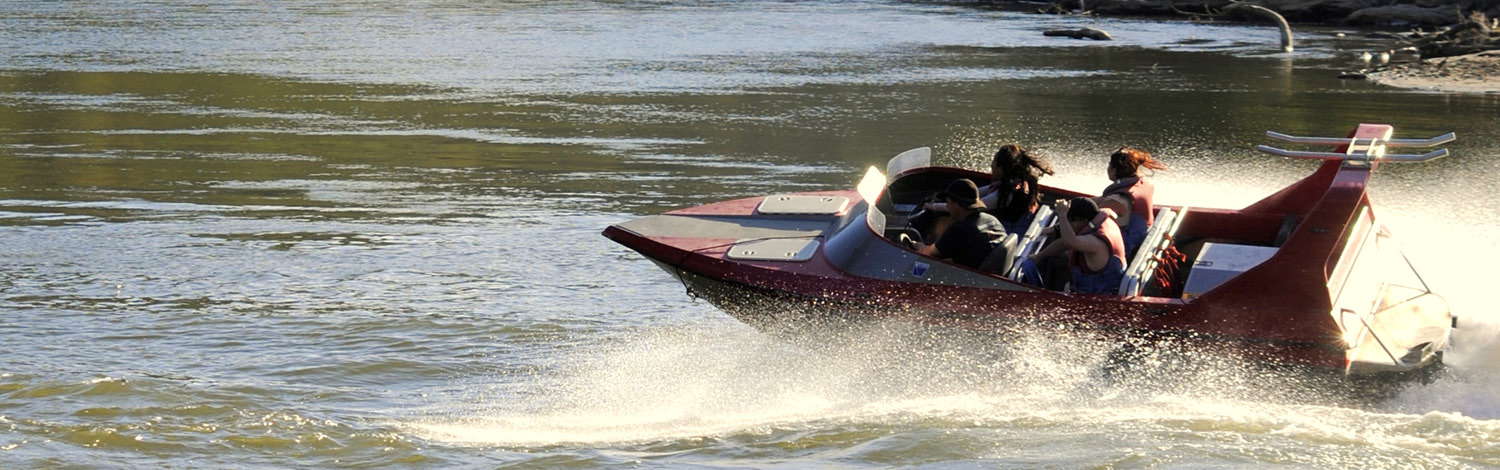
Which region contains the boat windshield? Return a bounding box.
[886,147,930,178]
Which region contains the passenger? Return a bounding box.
[922,144,1054,235]
[1097,147,1166,258]
[983,144,1055,234]
[1025,197,1125,294]
[903,179,1004,270]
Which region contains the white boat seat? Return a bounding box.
[980,233,1020,275]
[1006,205,1056,279]
[1118,207,1188,297]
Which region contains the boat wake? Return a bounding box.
[1383,314,1500,421]
[1346,192,1500,421]
[411,314,1482,449]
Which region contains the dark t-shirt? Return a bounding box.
[936,212,1004,269]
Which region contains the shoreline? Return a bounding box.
[964,1,1500,93]
[1367,50,1500,94]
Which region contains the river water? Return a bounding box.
[4,1,1500,468]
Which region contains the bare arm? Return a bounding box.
[1032,200,1110,271]
[1030,237,1066,261]
[917,242,940,258]
[1096,194,1131,228]
[1052,201,1112,270]
[1030,199,1074,261]
[1063,230,1111,271]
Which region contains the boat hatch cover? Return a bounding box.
[757,195,850,215]
[727,238,821,262]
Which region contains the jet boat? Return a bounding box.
[603,124,1457,378]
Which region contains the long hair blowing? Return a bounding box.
[1109,147,1167,177]
[993,144,1055,182]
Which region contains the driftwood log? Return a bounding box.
[1043,27,1115,40]
[1168,2,1294,52]
[1222,3,1294,52]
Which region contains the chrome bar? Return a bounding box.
[1265,131,1455,148]
[1256,146,1449,162]
[1255,146,1363,160]
[1264,131,1366,146]
[1386,133,1456,147]
[1381,149,1450,162]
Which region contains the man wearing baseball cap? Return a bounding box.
[906,179,1005,269]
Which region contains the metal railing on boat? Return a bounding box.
[1256,125,1455,163]
[1118,206,1187,297]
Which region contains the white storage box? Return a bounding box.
[1183,243,1279,298]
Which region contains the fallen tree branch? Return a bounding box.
[1404,10,1500,59]
[1223,3,1294,52]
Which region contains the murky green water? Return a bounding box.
[4,1,1500,468]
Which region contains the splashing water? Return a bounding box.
[413,315,1495,463]
[410,123,1500,467]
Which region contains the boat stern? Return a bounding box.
[1257,123,1457,376]
[1340,287,1453,375]
[1330,217,1455,376]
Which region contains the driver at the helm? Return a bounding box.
[902,179,1005,269]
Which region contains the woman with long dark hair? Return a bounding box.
[981,143,1055,234]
